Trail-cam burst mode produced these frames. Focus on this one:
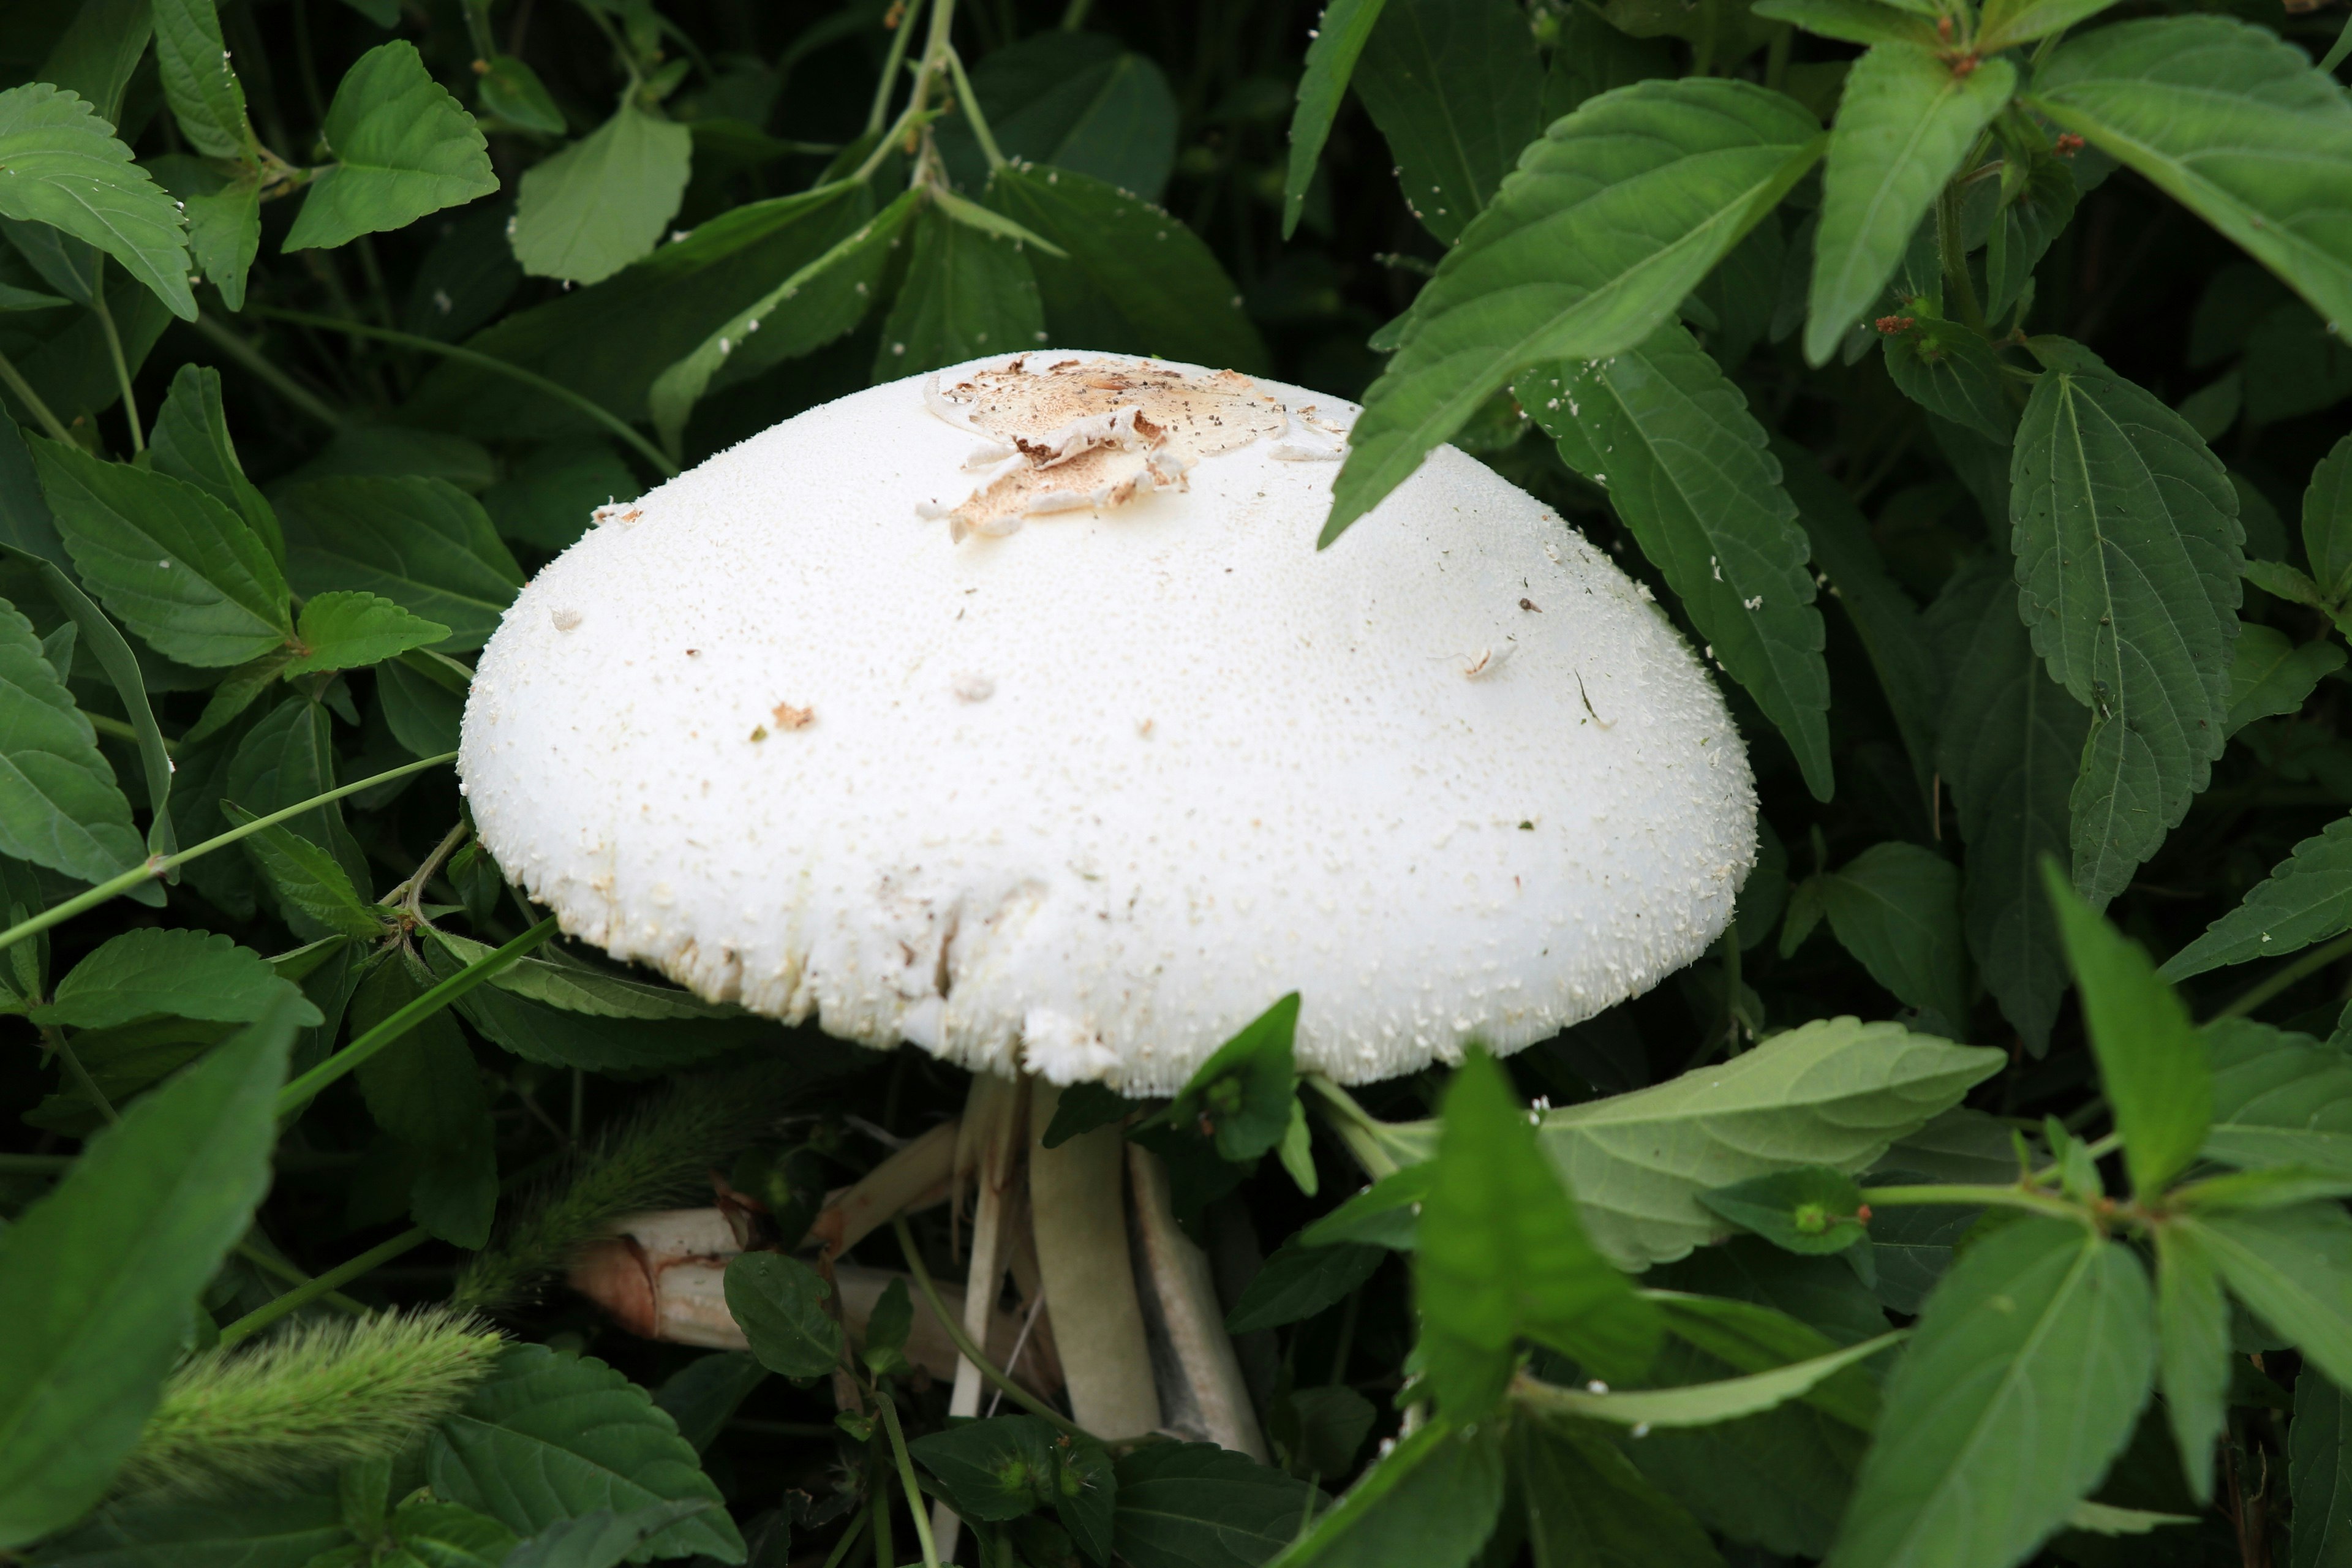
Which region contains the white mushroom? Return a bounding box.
[462,352,1755,1478]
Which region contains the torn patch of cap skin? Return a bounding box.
[459,352,1757,1095]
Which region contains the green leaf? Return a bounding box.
[649,189,916,452]
[37,0,154,124]
[1804,45,2014,366]
[481,442,639,553]
[1823,1219,2156,1568]
[1523,324,1833,799]
[149,366,281,567]
[2193,1202,2352,1390]
[511,105,693,287]
[1975,0,2122,51]
[911,1416,1057,1523]
[860,1275,911,1378]
[29,1485,350,1568]
[351,956,497,1250]
[221,803,389,941]
[1530,1329,1901,1427]
[984,164,1269,375]
[1881,317,2016,445]
[1528,1016,2003,1268]
[2152,1220,2229,1504]
[1332,78,1822,538]
[1112,1442,1320,1568]
[1701,1165,1872,1254]
[285,42,498,253]
[0,999,297,1548]
[935,31,1180,203]
[10,545,170,860]
[283,591,449,676]
[2229,624,2345,736]
[34,439,292,667]
[385,1502,516,1568]
[1751,0,1939,47]
[872,202,1044,380]
[1353,0,1544,246]
[2291,1363,2352,1568]
[1265,1419,1501,1568]
[225,695,369,894]
[276,477,523,653]
[1225,1235,1384,1333]
[476,55,567,137]
[423,928,736,1021]
[2163,816,2352,981]
[721,1253,840,1379]
[2043,861,2211,1194]
[1512,1418,1720,1568]
[1164,993,1300,1164]
[501,1502,720,1568]
[1301,1165,1433,1251]
[153,0,259,161]
[0,84,194,321]
[2203,1019,2352,1178]
[0,594,141,886]
[2022,17,2352,336]
[1820,842,1970,1027]
[2010,337,2242,905]
[1281,0,1386,239]
[426,1346,741,1563]
[35,928,318,1029]
[651,1356,766,1456]
[2307,432,2352,601]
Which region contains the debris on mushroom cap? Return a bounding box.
[458,351,1757,1095]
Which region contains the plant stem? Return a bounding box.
[1936,179,1987,334]
[2217,931,2352,1020]
[943,46,1007,170]
[191,312,347,431]
[870,1439,896,1568]
[878,1393,943,1568]
[90,265,144,454]
[865,0,927,135]
[245,309,679,477]
[392,817,470,924]
[216,1225,431,1348]
[0,343,76,444]
[235,1238,369,1316]
[0,752,457,956]
[83,710,178,753]
[277,916,559,1118]
[821,1504,871,1568]
[1860,1183,2089,1223]
[891,1215,1091,1438]
[1301,1074,1427,1179]
[43,1024,118,1124]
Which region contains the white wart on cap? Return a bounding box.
[459,353,1757,1095]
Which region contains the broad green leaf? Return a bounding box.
[0,594,141,886]
[1804,45,2014,366]
[2308,432,2352,601]
[1265,1418,1501,1568]
[1226,1235,1384,1333]
[443,980,772,1074]
[481,442,639,552]
[1166,992,1300,1164]
[1540,9,1675,122]
[1281,0,1387,238]
[1353,0,1544,246]
[1332,78,1822,537]
[1512,1418,1720,1568]
[226,695,368,894]
[0,1000,296,1548]
[351,957,497,1250]
[34,928,317,1029]
[1976,0,2123,51]
[2152,1221,2228,1504]
[285,42,498,252]
[0,84,194,320]
[872,202,1044,379]
[1820,842,1970,1027]
[1532,1330,1900,1428]
[861,1275,912,1378]
[2229,624,2345,736]
[385,1502,515,1568]
[1929,560,2085,1050]
[1521,1017,2002,1268]
[2022,17,2352,335]
[1752,0,1938,46]
[722,1253,839,1379]
[909,1416,1063,1523]
[1824,1219,2155,1568]
[168,165,262,313]
[2043,862,2211,1194]
[651,1357,766,1456]
[2163,816,2352,981]
[1880,316,2016,445]
[2010,337,2241,905]
[34,439,292,667]
[428,1346,741,1563]
[1112,1443,1320,1568]
[1302,1165,1432,1251]
[2195,1203,2352,1390]
[1278,1386,1376,1485]
[283,591,449,676]
[511,105,693,287]
[29,1484,350,1568]
[1700,1165,1872,1255]
[149,366,281,567]
[423,928,736,1021]
[649,189,916,451]
[1654,1240,1896,1351]
[501,1502,718,1568]
[1524,324,1833,799]
[276,477,522,652]
[476,56,566,138]
[2203,1020,2352,1178]
[154,0,258,160]
[37,0,153,124]
[222,803,388,941]
[934,31,1180,203]
[2292,1365,2352,1568]
[1981,126,2078,323]
[1417,1050,1661,1414]
[984,164,1270,375]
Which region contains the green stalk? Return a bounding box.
[89,264,144,454]
[190,312,348,431]
[0,752,456,956]
[216,1226,432,1348]
[2217,930,2352,1020]
[878,1392,943,1568]
[43,1024,119,1125]
[891,1215,1091,1438]
[821,1504,871,1568]
[84,710,178,753]
[1935,179,1988,334]
[1859,1183,2089,1223]
[235,1239,369,1316]
[0,342,75,444]
[865,0,927,135]
[1300,1074,1415,1180]
[943,46,1008,170]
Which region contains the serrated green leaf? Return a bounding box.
[385,1501,515,1568]
[1165,993,1300,1164]
[422,927,735,1020]
[2152,1219,2228,1504]
[276,477,522,653]
[1332,78,1821,537]
[426,1346,741,1563]
[37,0,153,125]
[1752,0,1939,46]
[1976,0,2122,51]
[0,83,194,321]
[0,594,141,886]
[2023,17,2352,336]
[500,1502,718,1568]
[2010,337,2242,905]
[285,42,497,253]
[722,1253,839,1379]
[2163,816,2352,981]
[1820,842,1970,1027]
[154,0,258,161]
[1354,0,1544,246]
[352,956,496,1250]
[1112,1442,1321,1568]
[1226,1235,1384,1334]
[1281,0,1387,239]
[2229,624,2344,734]
[511,105,692,287]
[1702,1165,1872,1254]
[226,695,369,894]
[1823,1219,2155,1568]
[935,31,1179,204]
[908,1415,1061,1523]
[35,927,317,1029]
[1525,323,1833,799]
[1804,44,2013,366]
[475,55,564,137]
[0,1000,296,1548]
[34,439,292,667]
[177,169,262,313]
[1265,1418,1501,1568]
[1513,1417,1719,1568]
[28,1483,350,1567]
[872,202,1043,380]
[1881,318,2016,445]
[2291,1363,2352,1568]
[2307,432,2352,601]
[2202,1019,2352,1178]
[149,365,281,566]
[284,591,449,676]
[221,803,388,941]
[2247,557,2330,609]
[481,442,638,553]
[1983,129,2078,323]
[2192,1202,2352,1391]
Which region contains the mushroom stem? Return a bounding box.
[937,1072,1028,1559]
[1126,1146,1270,1461]
[1027,1080,1162,1440]
[810,1118,961,1259]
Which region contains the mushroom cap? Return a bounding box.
[459,353,1755,1093]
